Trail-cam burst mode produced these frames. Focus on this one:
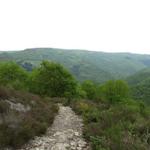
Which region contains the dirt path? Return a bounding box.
[20,104,90,150]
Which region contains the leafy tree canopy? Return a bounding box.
[28,61,78,98]
[0,62,28,89]
[81,80,98,100]
[101,80,129,103]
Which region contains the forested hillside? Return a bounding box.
[127,68,150,104]
[127,68,150,85]
[1,48,150,82]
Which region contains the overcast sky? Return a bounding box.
[0,0,150,54]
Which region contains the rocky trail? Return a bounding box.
[20,104,90,150]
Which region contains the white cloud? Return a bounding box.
[0,0,150,54]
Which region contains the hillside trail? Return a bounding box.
[20,104,91,150]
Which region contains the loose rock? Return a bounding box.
[19,104,90,150]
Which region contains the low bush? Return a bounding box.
[71,99,150,150]
[0,87,58,149]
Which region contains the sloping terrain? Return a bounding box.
[1,48,150,82]
[0,87,58,149]
[127,68,150,104]
[72,99,150,150]
[20,104,90,150]
[127,68,150,85]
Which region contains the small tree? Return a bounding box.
[81,80,97,100]
[101,80,129,103]
[115,80,129,100]
[0,62,28,89]
[28,61,78,98]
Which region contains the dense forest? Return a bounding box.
[0,61,149,150]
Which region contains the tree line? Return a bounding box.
[0,61,129,103]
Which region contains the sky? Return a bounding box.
[0,0,150,54]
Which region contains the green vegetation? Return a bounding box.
[28,61,78,98]
[81,80,98,100]
[71,99,150,150]
[101,80,129,103]
[131,79,150,105]
[0,61,78,98]
[127,68,150,86]
[0,60,149,149]
[1,48,150,83]
[0,61,78,149]
[0,62,28,90]
[127,68,150,104]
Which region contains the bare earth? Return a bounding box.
[20,104,90,150]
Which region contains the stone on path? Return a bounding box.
[20,104,90,150]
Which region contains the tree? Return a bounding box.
[101,80,129,103]
[81,80,97,100]
[28,61,78,98]
[0,62,28,89]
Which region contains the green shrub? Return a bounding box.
[81,80,98,100]
[71,99,150,150]
[0,62,28,90]
[101,80,129,103]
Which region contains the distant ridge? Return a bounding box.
[1,47,150,55]
[0,48,150,83]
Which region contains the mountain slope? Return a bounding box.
[1,48,150,82]
[20,104,90,150]
[127,68,150,85]
[127,68,150,104]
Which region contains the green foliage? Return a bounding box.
[101,80,129,103]
[0,62,28,90]
[90,136,109,150]
[131,78,150,104]
[1,48,150,83]
[0,58,150,149]
[76,84,87,98]
[28,61,78,98]
[127,68,150,104]
[127,68,150,86]
[71,99,150,150]
[81,80,98,100]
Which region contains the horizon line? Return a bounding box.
[0,47,149,55]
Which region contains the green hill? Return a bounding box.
[127,68,150,104]
[1,48,150,83]
[127,68,150,85]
